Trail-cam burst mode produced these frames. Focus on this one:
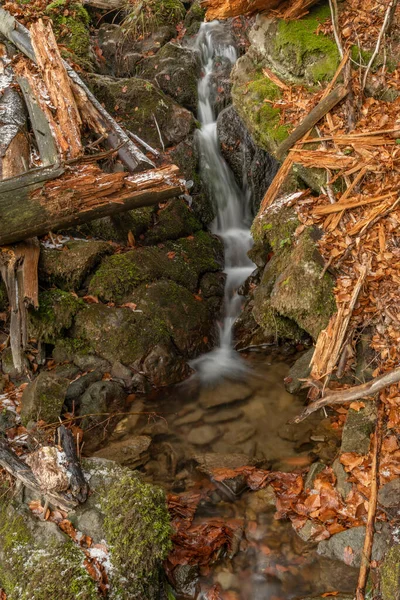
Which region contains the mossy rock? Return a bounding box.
[143,198,202,245]
[45,0,91,59]
[39,240,113,291]
[380,544,400,600]
[72,304,171,367]
[184,0,206,28]
[29,289,83,344]
[88,230,224,303]
[0,493,99,599]
[78,206,154,243]
[121,0,185,37]
[20,371,69,425]
[269,227,336,339]
[85,74,195,148]
[137,42,201,113]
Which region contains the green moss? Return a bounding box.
[0,280,7,312]
[29,289,83,343]
[380,545,400,600]
[275,4,339,82]
[122,0,185,36]
[46,0,91,58]
[144,199,202,245]
[246,75,282,102]
[0,494,98,599]
[100,471,172,598]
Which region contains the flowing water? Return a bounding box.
[191,22,255,382]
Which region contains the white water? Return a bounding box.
[191,22,255,382]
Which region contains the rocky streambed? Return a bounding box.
[0,1,399,599]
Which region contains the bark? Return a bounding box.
[201,0,319,20]
[58,426,88,504]
[0,163,184,246]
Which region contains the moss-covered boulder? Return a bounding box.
[85,74,195,148]
[20,371,69,425]
[0,495,98,599]
[78,206,154,244]
[380,544,400,600]
[45,0,92,65]
[29,289,83,344]
[88,231,224,303]
[138,42,202,113]
[143,198,202,245]
[39,240,112,291]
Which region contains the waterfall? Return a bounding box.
[191,22,255,382]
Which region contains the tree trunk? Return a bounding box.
[201,0,318,20]
[0,163,184,246]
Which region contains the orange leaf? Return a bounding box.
[167,251,176,259]
[83,295,99,304]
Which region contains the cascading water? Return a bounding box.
[191,22,255,382]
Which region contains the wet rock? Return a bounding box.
[217,105,279,212]
[20,372,69,426]
[246,486,276,516]
[194,452,255,473]
[304,462,326,491]
[174,408,204,427]
[79,206,154,244]
[93,436,151,468]
[79,381,126,446]
[317,523,391,567]
[142,342,192,387]
[131,373,151,394]
[200,271,226,298]
[183,0,206,34]
[332,458,352,501]
[172,564,200,598]
[110,361,133,385]
[86,74,195,148]
[204,406,243,423]
[209,56,234,115]
[340,403,376,455]
[378,477,400,508]
[285,347,314,394]
[223,422,255,444]
[39,240,112,291]
[138,43,201,113]
[65,370,103,408]
[187,425,219,445]
[143,198,202,245]
[199,381,252,408]
[0,280,7,312]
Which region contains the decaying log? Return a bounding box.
[0,163,184,246]
[0,438,78,511]
[276,84,349,160]
[58,425,88,504]
[0,8,153,173]
[201,0,319,20]
[82,0,125,8]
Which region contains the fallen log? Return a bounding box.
[291,364,400,423]
[82,0,124,8]
[58,425,88,504]
[201,0,319,20]
[0,163,184,246]
[0,438,78,512]
[0,8,153,173]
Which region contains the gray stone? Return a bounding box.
[340,403,376,455]
[79,380,126,424]
[380,544,400,600]
[332,458,352,500]
[199,381,252,408]
[317,523,391,567]
[142,343,193,387]
[65,370,103,405]
[173,564,200,598]
[20,372,69,425]
[285,347,314,394]
[93,436,151,468]
[110,361,133,385]
[378,477,400,508]
[0,409,15,433]
[200,271,226,298]
[73,354,111,373]
[304,462,326,491]
[187,425,219,446]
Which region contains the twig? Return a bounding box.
[362,0,398,91]
[127,130,160,158]
[355,395,384,600]
[290,365,400,423]
[152,113,165,152]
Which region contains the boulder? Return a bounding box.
[39,240,112,291]
[317,523,391,567]
[78,380,126,449]
[284,347,314,394]
[199,381,252,408]
[378,477,400,509]
[78,206,154,244]
[143,198,202,245]
[65,370,104,409]
[86,74,195,148]
[141,342,193,386]
[29,289,83,344]
[20,371,69,425]
[138,43,202,113]
[340,403,376,455]
[93,436,152,468]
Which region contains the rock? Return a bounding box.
[65,370,103,408]
[89,230,224,301]
[143,198,202,245]
[317,523,391,567]
[174,408,204,427]
[378,477,400,508]
[29,289,83,344]
[304,462,326,491]
[39,240,112,291]
[199,381,252,408]
[86,74,195,148]
[138,43,201,113]
[45,0,91,61]
[172,564,200,598]
[285,347,314,394]
[203,406,243,423]
[79,381,126,424]
[354,328,376,383]
[20,372,69,425]
[246,486,276,515]
[141,342,193,387]
[340,402,376,455]
[93,436,151,468]
[187,425,220,445]
[380,544,400,600]
[79,206,154,244]
[217,105,279,213]
[0,409,16,433]
[209,56,234,116]
[0,280,7,312]
[110,361,133,385]
[332,458,352,501]
[1,347,30,380]
[194,452,255,474]
[223,422,255,444]
[184,0,206,33]
[200,271,226,298]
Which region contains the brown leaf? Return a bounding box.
[343,545,354,566]
[83,295,99,304]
